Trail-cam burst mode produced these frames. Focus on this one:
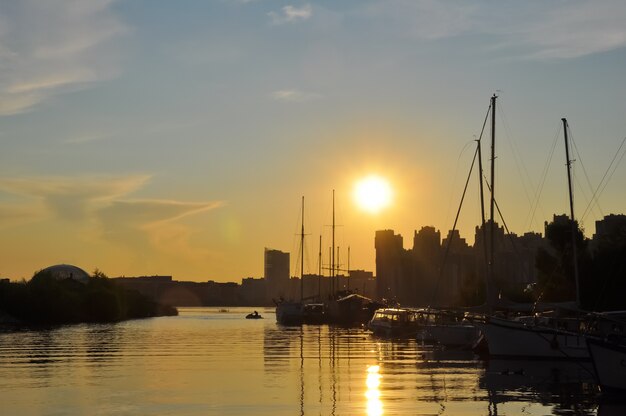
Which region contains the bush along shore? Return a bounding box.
[0,269,177,325]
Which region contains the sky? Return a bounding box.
[1,0,625,282]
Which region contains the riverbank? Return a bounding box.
[0,272,177,325]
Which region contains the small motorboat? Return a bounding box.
[246,311,263,319]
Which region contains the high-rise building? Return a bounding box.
[412,227,441,305]
[264,248,290,300]
[593,214,626,248]
[375,230,407,303]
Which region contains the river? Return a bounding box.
[0,307,622,415]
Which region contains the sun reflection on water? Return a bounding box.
[366,365,383,416]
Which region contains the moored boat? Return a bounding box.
[368,308,421,338]
[480,313,589,359]
[276,300,303,325]
[302,303,326,324]
[276,196,307,326]
[588,336,626,393]
[426,313,482,348]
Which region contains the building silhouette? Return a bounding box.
[375,230,407,304]
[264,248,290,301]
[376,220,548,307]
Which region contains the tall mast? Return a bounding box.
[489,94,497,306]
[318,235,322,300]
[478,138,486,226]
[332,189,336,295]
[337,246,340,292]
[347,246,350,291]
[300,196,305,302]
[562,118,581,307]
[328,247,332,298]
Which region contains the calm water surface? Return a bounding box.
[0,307,622,415]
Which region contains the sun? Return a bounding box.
[353,175,393,214]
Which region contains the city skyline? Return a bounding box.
[1,1,625,282]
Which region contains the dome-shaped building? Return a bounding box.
[39,264,90,285]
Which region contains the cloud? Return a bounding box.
[361,0,476,40]
[0,173,225,263]
[268,4,312,25]
[270,89,321,103]
[63,133,112,145]
[0,0,127,115]
[518,1,626,59]
[0,175,151,220]
[97,199,224,261]
[360,0,626,59]
[0,204,42,228]
[99,199,223,230]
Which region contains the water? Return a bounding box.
[0,307,621,415]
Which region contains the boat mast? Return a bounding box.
[478,138,486,227]
[300,196,305,303]
[337,246,340,292]
[328,247,332,298]
[562,118,581,307]
[318,235,322,300]
[347,246,350,291]
[489,94,497,306]
[332,189,336,296]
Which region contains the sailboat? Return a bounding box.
[418,98,495,348]
[479,114,592,358]
[275,197,306,326]
[587,332,626,392]
[325,190,382,326]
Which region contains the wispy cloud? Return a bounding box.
[0,0,127,115]
[0,175,150,220]
[0,173,224,263]
[270,89,321,102]
[268,4,312,25]
[361,0,626,59]
[63,133,112,145]
[518,1,626,59]
[99,199,223,230]
[97,199,224,261]
[0,204,42,228]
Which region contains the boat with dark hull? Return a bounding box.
[276,197,306,326]
[275,301,303,325]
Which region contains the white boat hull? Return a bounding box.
[588,338,626,392]
[480,317,589,359]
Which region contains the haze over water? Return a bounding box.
[1,308,618,415]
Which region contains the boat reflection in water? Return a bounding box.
[480,358,598,415]
[262,318,612,415]
[4,307,621,415]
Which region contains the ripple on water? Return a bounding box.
[0,307,602,416]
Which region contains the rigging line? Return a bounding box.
[477,102,492,144]
[477,102,492,219]
[532,248,570,311]
[599,138,626,200]
[526,124,561,231]
[431,143,480,307]
[568,126,605,220]
[581,135,626,222]
[572,171,597,229]
[444,140,477,230]
[498,99,536,218]
[483,179,530,283]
